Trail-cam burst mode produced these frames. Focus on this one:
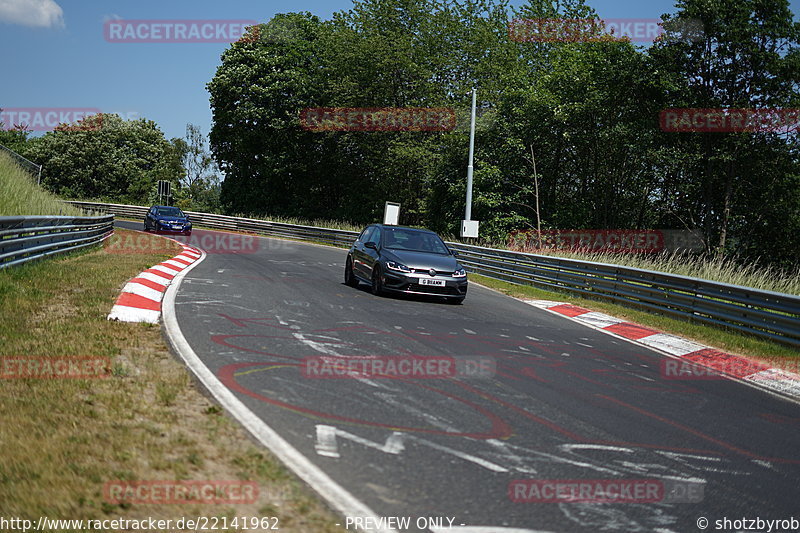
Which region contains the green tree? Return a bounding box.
[22,113,183,204]
[650,0,800,261]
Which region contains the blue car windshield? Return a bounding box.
[157,207,184,217]
[383,228,449,254]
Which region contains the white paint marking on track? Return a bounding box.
[315,425,341,458]
[162,260,399,533]
[410,437,509,473]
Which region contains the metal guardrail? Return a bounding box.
[67,201,800,348]
[0,143,43,184]
[0,215,115,269]
[445,242,800,349]
[66,201,360,248]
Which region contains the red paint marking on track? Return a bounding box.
[455,380,586,442]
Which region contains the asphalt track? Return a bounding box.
[118,221,800,532]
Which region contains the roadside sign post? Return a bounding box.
[157,180,172,205]
[460,88,480,238]
[383,202,400,225]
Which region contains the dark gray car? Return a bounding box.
[344,224,468,303]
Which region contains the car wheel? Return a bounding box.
[370,266,384,296]
[344,257,359,287]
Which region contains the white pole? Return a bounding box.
[465,87,476,221]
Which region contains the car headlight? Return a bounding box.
[453,268,467,278]
[386,261,411,273]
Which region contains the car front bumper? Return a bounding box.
[156,224,192,235]
[382,270,468,298]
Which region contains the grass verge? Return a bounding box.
[0,152,81,216]
[471,273,800,365]
[0,229,341,531]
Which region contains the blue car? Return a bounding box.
[143,205,192,236]
[345,224,468,303]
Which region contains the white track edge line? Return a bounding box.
[160,249,398,533]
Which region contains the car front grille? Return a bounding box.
[409,268,453,276]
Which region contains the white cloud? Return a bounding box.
[0,0,64,28]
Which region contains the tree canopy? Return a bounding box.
[207,0,800,266]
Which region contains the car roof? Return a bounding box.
[372,224,436,234]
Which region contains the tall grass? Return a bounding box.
[232,212,363,232]
[527,249,800,296]
[0,152,81,216]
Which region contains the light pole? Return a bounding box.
[460,87,479,238]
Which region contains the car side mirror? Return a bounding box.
[451,249,460,257]
[364,242,378,250]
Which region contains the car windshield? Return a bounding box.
[156,207,184,217]
[383,228,449,254]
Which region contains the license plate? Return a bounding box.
[172,225,183,230]
[419,279,445,286]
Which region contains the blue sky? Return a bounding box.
[2,0,798,143]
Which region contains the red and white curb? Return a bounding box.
[107,243,202,324]
[524,299,800,401]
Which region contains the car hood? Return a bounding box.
[156,216,189,223]
[383,249,460,271]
